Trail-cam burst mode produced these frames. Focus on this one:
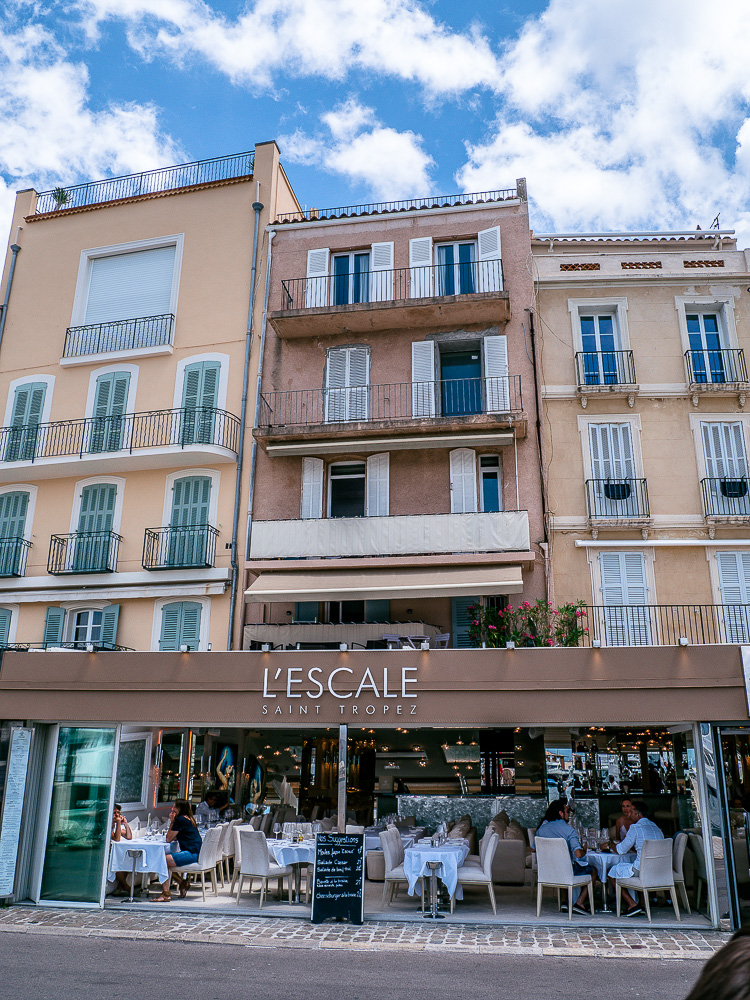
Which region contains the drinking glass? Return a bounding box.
[273,822,281,841]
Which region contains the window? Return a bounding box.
[332,252,370,305]
[5,382,46,462]
[83,245,176,326]
[715,552,750,642]
[295,602,319,622]
[587,423,640,517]
[441,350,482,415]
[328,601,366,624]
[301,454,388,519]
[329,463,366,518]
[159,601,202,651]
[687,312,727,383]
[168,476,212,567]
[43,604,120,649]
[181,360,220,444]
[88,371,130,453]
[324,346,369,422]
[479,456,502,512]
[72,609,103,647]
[579,313,621,385]
[435,241,477,296]
[701,422,750,516]
[598,551,651,645]
[305,243,394,308]
[0,491,29,576]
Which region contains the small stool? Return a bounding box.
[125,849,144,902]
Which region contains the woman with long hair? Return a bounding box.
[153,799,202,902]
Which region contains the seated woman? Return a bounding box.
[111,803,133,896]
[153,799,202,902]
[614,797,635,842]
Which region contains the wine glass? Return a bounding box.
[273,822,281,841]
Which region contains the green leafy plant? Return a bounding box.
[467,599,588,648]
[51,187,71,207]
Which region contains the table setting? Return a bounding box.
[108,834,170,889]
[403,838,470,901]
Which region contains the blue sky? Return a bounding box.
[1,0,750,242]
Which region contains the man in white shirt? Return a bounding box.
[607,800,664,916]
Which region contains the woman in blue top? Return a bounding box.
[153,799,202,902]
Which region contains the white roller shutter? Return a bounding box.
[450,448,477,513]
[300,457,324,519]
[370,242,394,302]
[409,237,433,298]
[305,248,330,308]
[411,341,436,417]
[85,245,176,324]
[477,226,502,292]
[483,335,509,412]
[366,453,389,517]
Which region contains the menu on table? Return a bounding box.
[311,833,364,925]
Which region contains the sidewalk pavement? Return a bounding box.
[0,905,729,960]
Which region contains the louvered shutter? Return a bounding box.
[6,382,45,462]
[369,242,394,302]
[347,347,369,421]
[477,226,502,292]
[100,604,120,649]
[181,361,220,444]
[301,458,324,519]
[305,248,330,308]
[701,422,748,515]
[325,347,368,422]
[483,336,509,412]
[75,484,116,572]
[43,607,66,648]
[90,371,130,452]
[0,491,29,576]
[159,602,182,651]
[324,348,348,423]
[599,552,650,645]
[716,552,750,642]
[179,602,202,650]
[411,341,436,417]
[0,607,11,646]
[169,476,211,566]
[452,596,479,648]
[409,237,433,298]
[84,246,175,325]
[450,448,477,513]
[366,453,389,517]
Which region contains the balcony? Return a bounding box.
[48,531,122,574]
[575,351,638,404]
[0,641,133,652]
[701,477,750,519]
[62,314,174,360]
[585,479,650,522]
[248,510,530,560]
[257,377,524,454]
[685,348,749,392]
[0,406,239,481]
[143,524,219,570]
[0,537,31,577]
[244,621,443,650]
[581,604,750,646]
[269,259,509,339]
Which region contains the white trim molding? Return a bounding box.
[162,468,221,528]
[151,595,211,651]
[172,353,230,413]
[0,483,38,543]
[84,364,140,420]
[68,475,126,535]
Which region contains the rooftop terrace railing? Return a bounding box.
[35,151,255,214]
[273,188,518,225]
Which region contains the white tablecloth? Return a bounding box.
[404,842,469,899]
[108,838,169,883]
[365,833,416,852]
[268,839,316,867]
[585,850,636,881]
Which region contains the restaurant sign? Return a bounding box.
[261,663,418,719]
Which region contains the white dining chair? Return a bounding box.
[535,837,594,920]
[466,827,493,868]
[127,817,140,835]
[615,839,680,922]
[345,825,365,834]
[235,829,294,908]
[688,833,708,910]
[213,823,231,887]
[672,832,691,915]
[171,826,222,901]
[452,831,499,915]
[379,828,409,906]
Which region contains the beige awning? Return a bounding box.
[245,564,524,602]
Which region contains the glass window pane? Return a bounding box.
[332,255,350,305]
[482,472,500,512]
[686,315,701,333]
[704,314,719,334]
[158,732,184,803]
[40,727,116,902]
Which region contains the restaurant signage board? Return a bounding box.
[311,833,365,925]
[0,727,32,898]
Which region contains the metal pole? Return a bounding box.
[337,725,347,833]
[0,242,22,355]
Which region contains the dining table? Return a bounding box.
[584,849,636,911]
[403,841,470,901]
[108,836,169,890]
[233,825,317,902]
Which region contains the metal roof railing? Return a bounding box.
[273,188,518,225]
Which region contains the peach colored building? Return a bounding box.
[244,181,548,649]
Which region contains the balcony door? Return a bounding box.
[440,351,482,416]
[89,371,130,453]
[588,422,637,517]
[181,361,219,445]
[332,252,370,306]
[598,551,651,645]
[74,483,116,572]
[168,475,211,567]
[702,422,749,516]
[716,552,750,642]
[436,242,476,296]
[0,490,28,577]
[324,346,369,423]
[688,312,726,383]
[5,382,45,462]
[580,313,620,385]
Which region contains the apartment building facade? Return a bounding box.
[244,182,547,649]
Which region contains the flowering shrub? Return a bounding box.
[467,599,588,648]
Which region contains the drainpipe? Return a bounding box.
[227,196,264,650]
[0,234,22,354]
[525,307,551,603]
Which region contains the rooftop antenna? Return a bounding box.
[711,213,720,230]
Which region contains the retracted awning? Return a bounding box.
[245,564,524,602]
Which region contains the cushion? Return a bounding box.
[505,820,526,842]
[447,826,468,839]
[492,811,511,825]
[488,819,507,837]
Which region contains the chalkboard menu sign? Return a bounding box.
[311,833,364,925]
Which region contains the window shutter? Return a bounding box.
[477,226,502,292]
[294,602,319,622]
[450,448,477,513]
[611,424,635,480]
[171,476,211,526]
[182,364,202,411]
[409,237,433,297]
[43,607,66,647]
[78,484,116,534]
[301,457,324,519]
[100,604,120,648]
[0,491,29,577]
[305,248,330,308]
[599,552,649,645]
[159,602,182,651]
[324,348,348,423]
[91,371,130,452]
[0,607,11,646]
[6,382,46,462]
[369,242,394,302]
[483,335,509,412]
[452,596,479,648]
[181,361,220,444]
[599,553,626,605]
[365,600,390,622]
[366,453,389,517]
[84,245,175,325]
[716,552,750,642]
[411,341,436,417]
[347,347,369,421]
[325,348,369,422]
[179,602,202,650]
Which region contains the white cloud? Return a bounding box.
[457,0,750,242]
[279,98,434,200]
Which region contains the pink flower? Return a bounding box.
[547,639,554,646]
[488,625,497,630]
[472,620,479,625]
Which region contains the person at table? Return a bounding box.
[153,799,202,902]
[614,797,635,841]
[194,791,229,826]
[110,803,134,895]
[606,774,621,792]
[535,798,594,915]
[607,800,664,917]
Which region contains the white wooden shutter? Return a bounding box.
[347,346,369,421]
[411,341,436,417]
[85,246,176,324]
[599,551,650,645]
[477,226,502,292]
[450,448,477,513]
[701,422,748,515]
[370,242,394,302]
[716,551,750,641]
[483,335,509,412]
[325,347,369,422]
[301,457,324,519]
[305,248,330,308]
[409,237,433,297]
[366,453,389,517]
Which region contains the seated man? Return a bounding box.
[110,803,133,896]
[607,799,664,917]
[194,791,229,826]
[535,798,593,915]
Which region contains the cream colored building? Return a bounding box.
[533,229,750,644]
[0,142,300,652]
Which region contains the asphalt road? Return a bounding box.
[0,934,703,1000]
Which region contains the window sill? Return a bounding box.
[59,344,173,367]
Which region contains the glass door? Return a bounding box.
[717,728,750,927]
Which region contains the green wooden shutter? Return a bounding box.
[6,382,45,462]
[168,476,211,566]
[159,601,201,651]
[89,372,130,452]
[75,484,117,571]
[181,362,220,444]
[179,603,201,650]
[0,491,29,576]
[43,607,66,647]
[0,607,12,646]
[451,596,479,649]
[100,604,120,649]
[159,602,182,650]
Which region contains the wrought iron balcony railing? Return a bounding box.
[0,537,31,577]
[278,259,504,312]
[701,477,750,517]
[48,531,122,574]
[0,641,133,653]
[585,478,650,519]
[582,604,750,646]
[685,348,748,385]
[575,350,637,388]
[259,376,523,429]
[63,313,174,358]
[1,406,239,464]
[273,188,517,225]
[35,150,255,214]
[143,524,218,570]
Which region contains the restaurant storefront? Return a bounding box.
[1,646,748,927]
